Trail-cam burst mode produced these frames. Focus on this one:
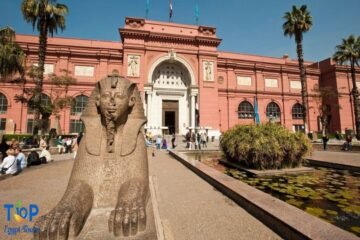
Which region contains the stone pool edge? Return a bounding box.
[169,150,358,240]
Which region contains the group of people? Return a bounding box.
[0,133,84,178]
[56,133,83,156]
[145,132,173,150]
[185,131,207,150]
[0,136,52,177]
[322,133,354,151]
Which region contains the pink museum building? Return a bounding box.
[1,17,359,137]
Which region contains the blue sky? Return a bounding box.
[1,0,359,62]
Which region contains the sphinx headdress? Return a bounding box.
[81,74,147,156]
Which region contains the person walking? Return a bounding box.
[171,133,176,149]
[322,135,329,150]
[201,132,207,148]
[190,132,196,150]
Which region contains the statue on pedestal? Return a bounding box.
[34,74,156,240]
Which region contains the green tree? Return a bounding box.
[0,27,25,81]
[21,0,68,135]
[283,5,313,132]
[333,35,360,139]
[49,69,77,134]
[14,65,52,134]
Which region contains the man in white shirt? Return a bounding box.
[39,146,52,163]
[0,149,17,175]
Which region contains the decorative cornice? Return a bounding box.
[119,29,221,48]
[198,26,216,36]
[125,17,145,28]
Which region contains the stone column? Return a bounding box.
[147,91,153,127]
[191,94,196,128]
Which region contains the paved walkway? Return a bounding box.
[149,149,280,240]
[308,150,360,169]
[0,150,280,240]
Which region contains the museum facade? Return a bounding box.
[0,17,359,137]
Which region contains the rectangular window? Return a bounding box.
[70,119,85,133]
[237,76,252,86]
[75,66,94,77]
[290,80,301,89]
[0,118,6,131]
[265,78,278,87]
[27,119,34,134]
[293,124,305,133]
[33,63,54,74]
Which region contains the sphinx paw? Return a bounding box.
[34,207,84,240]
[109,201,147,237]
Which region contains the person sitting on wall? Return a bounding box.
[15,147,26,173]
[39,136,47,149]
[27,149,41,166]
[39,146,52,163]
[65,137,73,153]
[0,149,17,176]
[56,136,65,154]
[342,135,352,151]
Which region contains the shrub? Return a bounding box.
[220,123,312,170]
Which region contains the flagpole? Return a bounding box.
[169,0,173,22]
[146,0,150,19]
[195,0,199,25]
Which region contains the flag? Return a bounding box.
[195,1,199,25]
[169,0,173,20]
[254,96,260,124]
[146,0,150,19]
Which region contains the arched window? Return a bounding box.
[71,95,89,115]
[28,94,51,114]
[0,93,8,114]
[266,102,281,119]
[292,103,304,119]
[238,101,254,119]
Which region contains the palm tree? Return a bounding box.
[21,0,68,134]
[333,35,360,139]
[283,5,313,132]
[0,27,25,81]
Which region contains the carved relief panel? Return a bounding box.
[127,55,141,77]
[203,61,214,81]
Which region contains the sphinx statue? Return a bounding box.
[34,74,156,239]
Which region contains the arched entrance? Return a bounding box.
[144,54,198,135]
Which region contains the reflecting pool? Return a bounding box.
[184,152,360,236]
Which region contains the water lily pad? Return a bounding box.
[305,207,326,217]
[342,205,360,215]
[325,210,338,216]
[350,226,360,234]
[286,195,295,199]
[286,199,303,207]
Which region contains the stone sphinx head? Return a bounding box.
[81,74,146,153]
[96,75,136,124]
